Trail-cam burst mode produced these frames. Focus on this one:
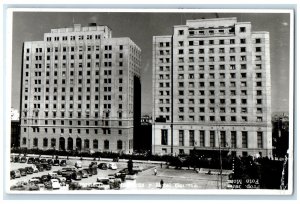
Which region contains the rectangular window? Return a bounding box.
[257,132,263,148]
[231,131,237,148]
[242,131,248,148]
[189,130,195,146]
[179,130,184,146]
[161,129,168,145]
[210,131,215,147]
[200,131,205,147]
[220,131,226,147]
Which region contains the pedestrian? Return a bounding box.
[160,163,163,168]
[154,168,157,176]
[160,179,164,189]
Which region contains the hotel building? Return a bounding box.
[20,23,141,154]
[152,18,272,157]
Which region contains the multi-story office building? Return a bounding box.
[152,18,272,157]
[20,23,141,154]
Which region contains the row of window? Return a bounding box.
[22,137,124,150]
[46,34,105,42]
[23,119,124,126]
[159,107,263,114]
[161,129,264,148]
[24,127,123,135]
[177,26,247,36]
[158,81,263,88]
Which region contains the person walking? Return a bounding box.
[154,168,157,176]
[160,179,164,189]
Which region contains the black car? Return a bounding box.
[20,156,27,163]
[27,157,34,164]
[84,168,93,177]
[98,163,108,170]
[25,166,34,174]
[10,171,16,179]
[89,162,97,168]
[42,163,52,171]
[47,159,53,165]
[14,156,20,163]
[36,164,44,172]
[18,168,27,176]
[40,158,47,164]
[41,174,51,183]
[33,158,40,165]
[71,171,82,180]
[60,160,67,166]
[53,159,60,166]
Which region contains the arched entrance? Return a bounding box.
[67,137,73,150]
[76,138,82,151]
[59,137,65,151]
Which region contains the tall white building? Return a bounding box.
[152,18,272,157]
[20,23,141,153]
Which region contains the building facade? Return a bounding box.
[152,18,272,157]
[20,24,141,154]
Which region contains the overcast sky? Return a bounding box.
[11,11,291,115]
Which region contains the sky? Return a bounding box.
[10,11,291,115]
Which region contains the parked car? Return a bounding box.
[27,157,34,164]
[24,166,34,174]
[47,159,53,165]
[84,168,93,177]
[28,183,40,191]
[42,163,52,171]
[41,174,51,183]
[98,163,108,170]
[59,167,76,176]
[51,179,60,189]
[89,183,105,190]
[114,172,126,182]
[89,162,98,168]
[20,156,27,163]
[33,158,40,165]
[48,172,58,179]
[14,156,20,163]
[96,177,109,184]
[40,158,47,164]
[18,168,27,176]
[36,164,44,172]
[60,160,67,166]
[108,163,118,170]
[79,170,88,178]
[53,159,60,166]
[10,156,14,162]
[75,161,82,168]
[90,166,98,175]
[10,170,17,179]
[31,165,39,173]
[132,165,143,173]
[72,171,82,180]
[29,177,42,184]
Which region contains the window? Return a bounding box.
[242,132,248,148]
[210,131,215,147]
[22,137,26,145]
[33,138,38,147]
[179,130,184,146]
[178,30,184,35]
[189,130,195,146]
[84,139,90,149]
[220,131,226,147]
[240,27,246,32]
[231,131,237,148]
[257,132,263,148]
[117,140,123,150]
[103,140,109,150]
[161,129,168,145]
[43,138,48,147]
[200,131,205,147]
